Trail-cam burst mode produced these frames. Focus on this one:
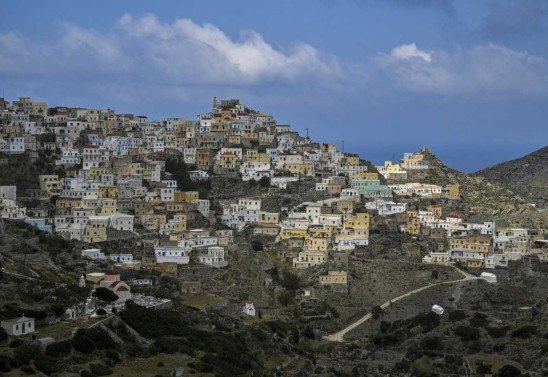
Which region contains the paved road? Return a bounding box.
[324,267,479,342]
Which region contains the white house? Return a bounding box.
[1,316,35,336]
[108,253,134,264]
[82,248,106,260]
[110,213,134,232]
[154,246,189,264]
[199,246,227,268]
[243,302,256,316]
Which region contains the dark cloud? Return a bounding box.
[481,0,548,40]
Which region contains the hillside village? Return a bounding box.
[0,96,547,376]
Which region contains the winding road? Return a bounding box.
[324,267,479,342]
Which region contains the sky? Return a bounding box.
[1,0,547,172]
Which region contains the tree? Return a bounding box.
[164,158,198,191]
[92,287,119,303]
[96,308,107,316]
[278,291,294,306]
[431,270,439,280]
[497,365,522,377]
[476,362,492,374]
[49,303,66,317]
[259,176,270,188]
[371,306,383,319]
[251,240,263,251]
[281,269,301,291]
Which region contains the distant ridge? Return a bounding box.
[473,146,548,208]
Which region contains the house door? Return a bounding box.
[22,322,25,333]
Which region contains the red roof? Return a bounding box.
[116,286,129,292]
[105,268,118,275]
[109,281,120,288]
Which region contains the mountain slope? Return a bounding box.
[473,145,548,208]
[417,148,547,232]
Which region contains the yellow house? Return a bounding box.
[83,217,109,243]
[449,235,491,253]
[407,217,421,235]
[356,213,371,229]
[259,212,279,225]
[218,152,238,168]
[308,227,335,238]
[257,153,270,163]
[139,214,167,230]
[345,156,360,166]
[98,199,117,216]
[57,197,82,209]
[304,237,329,252]
[244,149,259,162]
[443,184,460,198]
[285,162,315,176]
[89,167,108,180]
[279,228,307,240]
[227,135,241,145]
[39,175,60,195]
[174,191,199,203]
[293,250,327,269]
[351,172,379,180]
[319,270,347,285]
[99,186,118,199]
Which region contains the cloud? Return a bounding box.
[390,43,432,62]
[371,43,548,97]
[0,13,340,85]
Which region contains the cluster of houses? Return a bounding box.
[1,95,546,335]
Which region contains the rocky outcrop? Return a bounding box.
[473,145,548,208]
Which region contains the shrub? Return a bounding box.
[45,340,72,358]
[493,343,506,352]
[486,326,510,338]
[420,335,444,350]
[125,343,149,358]
[0,327,7,342]
[89,363,113,376]
[20,365,35,374]
[34,356,62,375]
[469,312,489,328]
[303,325,315,339]
[380,321,391,333]
[411,311,440,332]
[105,349,121,363]
[453,326,480,341]
[448,310,467,322]
[72,328,118,354]
[512,325,537,339]
[14,345,42,365]
[153,337,180,354]
[81,370,94,377]
[118,303,191,338]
